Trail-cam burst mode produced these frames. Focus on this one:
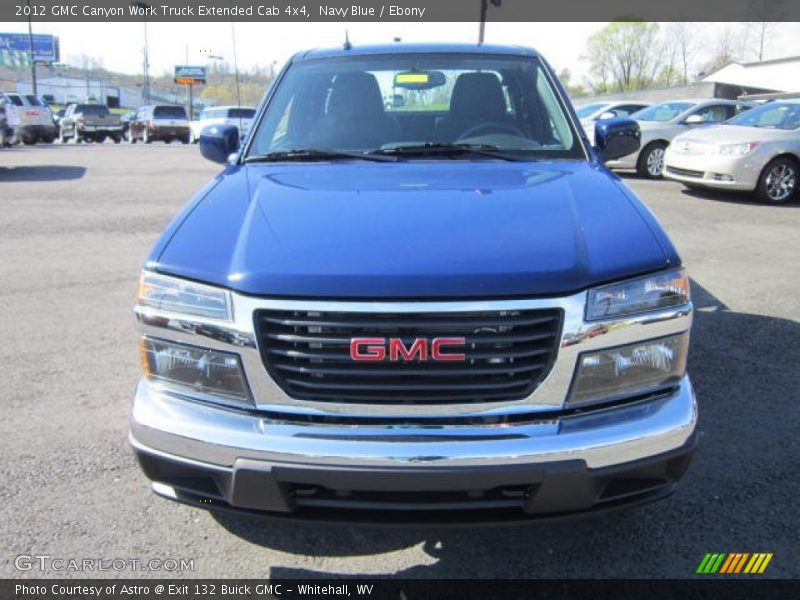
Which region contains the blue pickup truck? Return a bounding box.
[131,43,697,523]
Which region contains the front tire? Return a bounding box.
[637,142,668,179]
[756,157,798,204]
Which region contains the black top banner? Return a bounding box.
[4,0,800,22]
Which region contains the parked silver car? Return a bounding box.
[664,100,800,204]
[607,99,755,178]
[576,100,651,145]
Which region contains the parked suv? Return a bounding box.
[190,105,256,143]
[129,105,190,144]
[131,44,697,523]
[58,103,123,143]
[0,92,56,144]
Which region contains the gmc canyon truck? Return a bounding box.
[131,44,697,523]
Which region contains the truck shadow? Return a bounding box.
[0,165,86,182]
[212,279,799,578]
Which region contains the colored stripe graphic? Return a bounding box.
[720,553,750,573]
[699,552,773,574]
[697,553,727,573]
[744,553,773,574]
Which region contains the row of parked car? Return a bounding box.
[576,97,800,204]
[0,92,256,148]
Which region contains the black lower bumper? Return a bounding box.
[134,432,698,525]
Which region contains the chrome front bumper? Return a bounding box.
[130,375,696,471]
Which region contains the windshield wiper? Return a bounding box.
[244,149,397,163]
[371,143,529,162]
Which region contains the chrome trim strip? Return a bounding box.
[136,293,692,417]
[130,376,697,470]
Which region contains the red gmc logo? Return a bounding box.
[349,337,467,362]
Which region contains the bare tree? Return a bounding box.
[747,0,786,60]
[702,24,740,75]
[666,23,698,85]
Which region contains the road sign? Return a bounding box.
[0,33,59,62]
[174,65,206,85]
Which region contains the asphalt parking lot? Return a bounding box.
[0,143,798,579]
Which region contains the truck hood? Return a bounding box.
[153,161,676,298]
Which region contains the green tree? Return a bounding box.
[585,21,661,92]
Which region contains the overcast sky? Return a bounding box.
[3,21,800,85]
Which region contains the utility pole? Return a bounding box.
[185,44,192,120]
[132,1,151,104]
[26,0,37,95]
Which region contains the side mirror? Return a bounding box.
[594,117,640,162]
[683,114,705,125]
[199,124,240,164]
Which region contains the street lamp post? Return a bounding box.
[478,0,502,44]
[132,1,151,104]
[26,0,37,96]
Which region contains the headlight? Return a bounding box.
[568,333,688,407]
[137,271,231,320]
[586,268,689,321]
[717,142,758,157]
[140,337,250,404]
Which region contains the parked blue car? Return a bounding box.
[131,44,697,524]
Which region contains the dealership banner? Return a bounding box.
[3,579,800,600]
[3,0,800,22]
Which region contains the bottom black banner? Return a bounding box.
[2,579,798,600]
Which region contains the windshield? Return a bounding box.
[727,102,800,130]
[6,95,23,106]
[76,104,110,117]
[153,106,187,119]
[632,102,695,122]
[229,108,255,119]
[575,103,609,118]
[248,53,583,160]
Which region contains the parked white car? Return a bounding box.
[607,99,755,178]
[664,100,800,204]
[0,92,56,144]
[575,100,650,144]
[189,106,256,143]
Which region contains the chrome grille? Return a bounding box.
[255,308,562,405]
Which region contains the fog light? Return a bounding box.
[568,333,688,407]
[140,337,251,405]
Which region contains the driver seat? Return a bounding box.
[434,72,511,142]
[313,71,400,150]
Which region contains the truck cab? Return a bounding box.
[131,44,697,523]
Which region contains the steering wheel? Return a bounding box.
[456,122,527,141]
